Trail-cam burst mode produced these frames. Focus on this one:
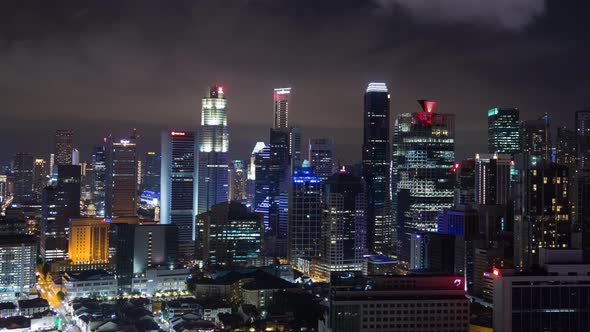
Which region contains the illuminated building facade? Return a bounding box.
[454,159,476,206]
[54,129,74,166]
[0,235,37,302]
[513,156,572,270]
[475,153,512,206]
[229,160,247,202]
[362,82,391,254]
[160,130,197,258]
[91,145,107,216]
[12,152,34,204]
[68,218,109,264]
[273,87,291,130]
[0,175,7,204]
[317,170,366,279]
[41,165,81,260]
[198,201,263,266]
[288,165,321,265]
[142,151,160,193]
[487,107,520,155]
[105,133,138,218]
[577,111,590,262]
[290,127,303,169]
[392,100,455,263]
[309,138,334,181]
[197,85,229,215]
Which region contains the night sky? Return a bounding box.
[1,0,589,165]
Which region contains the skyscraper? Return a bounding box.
[160,131,197,258]
[12,152,34,204]
[105,133,138,218]
[91,145,107,217]
[454,159,476,206]
[488,107,520,155]
[197,85,229,215]
[475,153,512,206]
[317,169,366,279]
[288,164,322,266]
[521,114,551,161]
[576,110,590,169]
[32,158,47,202]
[290,127,303,169]
[362,82,391,254]
[309,138,334,181]
[273,87,291,130]
[575,110,590,262]
[142,152,161,193]
[0,235,37,302]
[229,160,247,202]
[54,129,74,166]
[392,100,455,264]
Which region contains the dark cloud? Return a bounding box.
[0,0,588,165]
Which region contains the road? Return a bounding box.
[37,273,76,331]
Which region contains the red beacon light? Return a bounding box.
[492,268,500,277]
[218,86,224,94]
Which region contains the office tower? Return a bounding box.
[91,145,107,216]
[288,164,322,266]
[71,148,80,165]
[290,127,303,169]
[487,107,520,155]
[513,156,572,270]
[273,87,291,130]
[521,114,551,160]
[160,131,197,258]
[0,235,37,301]
[253,143,271,220]
[556,126,576,167]
[12,152,34,204]
[362,82,391,254]
[493,249,590,332]
[577,111,590,262]
[453,159,476,206]
[197,85,229,215]
[309,138,334,181]
[229,160,247,202]
[392,100,455,263]
[68,218,109,264]
[321,273,470,332]
[576,110,590,169]
[317,170,366,279]
[198,201,263,266]
[410,232,456,273]
[55,129,74,166]
[105,133,138,218]
[0,175,7,204]
[142,151,161,193]
[48,153,55,183]
[32,158,47,202]
[247,142,266,209]
[474,153,512,206]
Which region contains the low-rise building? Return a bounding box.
[320,273,470,332]
[0,302,17,318]
[63,270,117,299]
[131,267,189,295]
[17,298,50,317]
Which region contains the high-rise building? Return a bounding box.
[474,153,512,206]
[142,151,161,193]
[392,100,455,264]
[317,170,366,279]
[453,159,476,206]
[105,133,138,218]
[32,158,47,202]
[71,148,80,165]
[576,110,590,169]
[487,107,520,155]
[309,138,334,181]
[229,160,247,202]
[290,127,303,169]
[410,232,456,274]
[55,129,74,168]
[0,235,37,302]
[362,82,391,254]
[493,249,590,332]
[320,273,470,332]
[160,131,197,258]
[68,218,109,264]
[556,126,576,168]
[521,114,551,161]
[513,156,572,270]
[0,175,7,204]
[91,145,107,217]
[12,153,34,204]
[197,85,229,215]
[198,201,263,266]
[273,87,291,130]
[288,165,322,266]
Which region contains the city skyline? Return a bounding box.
[1,1,589,165]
